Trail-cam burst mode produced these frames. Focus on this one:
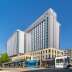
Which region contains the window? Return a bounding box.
[46,50,47,53]
[43,56,44,59]
[65,58,68,63]
[48,54,50,59]
[55,50,56,54]
[41,51,42,54]
[65,57,70,63]
[57,51,59,54]
[46,55,47,59]
[52,55,54,58]
[52,50,53,53]
[61,52,63,55]
[43,51,44,53]
[56,59,64,63]
[48,49,50,52]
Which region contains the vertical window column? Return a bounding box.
[32,29,35,51]
[40,23,43,49]
[34,27,37,51]
[38,24,41,50]
[44,17,48,49]
[42,21,45,49]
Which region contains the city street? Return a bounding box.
[0,68,72,72]
[25,68,72,72]
[0,68,46,72]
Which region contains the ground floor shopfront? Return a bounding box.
[2,48,64,68]
[2,58,55,68]
[41,59,55,68]
[2,61,24,68]
[2,60,40,68]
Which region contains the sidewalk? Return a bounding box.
[0,67,46,72]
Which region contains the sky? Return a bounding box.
[0,0,72,53]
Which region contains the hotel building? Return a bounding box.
[7,8,60,56]
[26,8,60,52]
[7,29,25,56]
[7,8,61,56]
[6,8,64,67]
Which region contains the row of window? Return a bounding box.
[42,54,51,59]
[42,50,63,55]
[32,49,63,58]
[31,17,49,51]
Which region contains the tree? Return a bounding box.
[1,53,10,63]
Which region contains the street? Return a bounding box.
[0,68,72,72]
[25,68,72,72]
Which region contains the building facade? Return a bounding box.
[7,8,61,57]
[7,29,25,56]
[26,8,60,52]
[25,32,32,52]
[10,48,64,67]
[6,8,63,68]
[64,49,72,58]
[63,49,72,64]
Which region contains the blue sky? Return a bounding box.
[0,0,72,53]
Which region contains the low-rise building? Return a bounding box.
[64,49,72,64]
[30,48,64,67]
[10,48,64,67]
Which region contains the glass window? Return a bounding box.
[56,59,64,63]
[41,51,42,54]
[65,58,68,63]
[46,55,47,59]
[52,55,54,58]
[52,50,54,54]
[55,51,56,54]
[43,51,44,53]
[49,49,50,52]
[46,50,47,53]
[65,57,70,63]
[57,51,59,54]
[49,54,50,59]
[43,56,44,59]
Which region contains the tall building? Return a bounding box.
[6,8,62,68]
[25,32,32,52]
[26,8,60,52]
[7,29,25,56]
[7,8,60,56]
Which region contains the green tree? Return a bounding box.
[1,53,10,63]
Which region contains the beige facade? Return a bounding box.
[11,48,64,62]
[11,54,32,62]
[30,48,64,61]
[10,48,64,68]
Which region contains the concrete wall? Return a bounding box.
[7,29,25,56]
[18,30,25,54]
[26,32,31,52]
[7,31,18,56]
